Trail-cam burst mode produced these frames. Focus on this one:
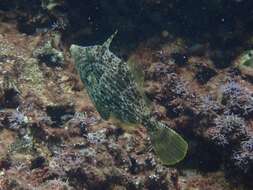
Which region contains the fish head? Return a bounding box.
[70,31,118,70]
[70,44,104,68]
[70,31,118,86]
[70,44,106,88]
[70,45,104,75]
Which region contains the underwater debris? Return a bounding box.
[70,32,188,165]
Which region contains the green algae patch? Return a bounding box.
[235,50,253,79]
[18,58,54,105]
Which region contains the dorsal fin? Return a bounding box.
[102,30,118,49]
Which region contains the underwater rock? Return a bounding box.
[145,167,171,190]
[225,137,253,186]
[145,62,175,81]
[0,159,11,170]
[0,109,28,130]
[19,57,53,104]
[155,73,195,118]
[33,37,64,67]
[30,156,46,170]
[9,129,36,154]
[209,114,247,148]
[46,104,75,127]
[132,34,253,188]
[198,95,223,117]
[67,112,100,136]
[195,65,217,84]
[0,129,16,167]
[232,138,253,173]
[219,81,253,117]
[39,179,74,190]
[171,52,188,67]
[0,74,20,109]
[0,89,20,109]
[211,50,233,69]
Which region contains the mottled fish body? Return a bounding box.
[70,32,188,165]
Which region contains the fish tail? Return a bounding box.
[145,119,188,165]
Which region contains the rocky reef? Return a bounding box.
[0,0,253,190]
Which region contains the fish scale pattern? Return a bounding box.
[72,38,149,123]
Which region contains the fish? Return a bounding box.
[70,31,188,165]
[235,50,253,79]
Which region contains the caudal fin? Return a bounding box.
[148,120,188,165]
